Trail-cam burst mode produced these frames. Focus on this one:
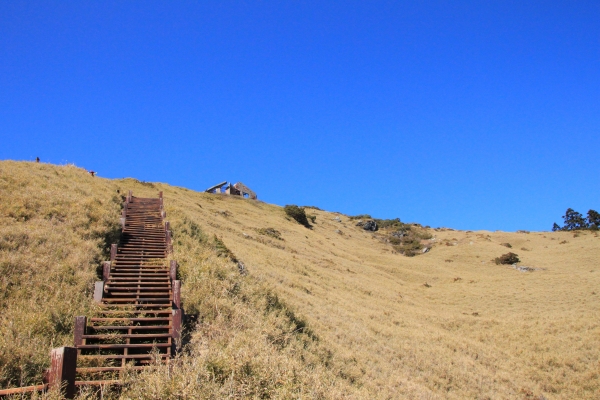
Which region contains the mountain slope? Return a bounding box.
[1,160,599,399]
[170,186,599,399]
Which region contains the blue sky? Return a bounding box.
[1,1,598,231]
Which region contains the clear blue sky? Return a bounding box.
[1,1,598,231]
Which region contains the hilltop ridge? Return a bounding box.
[1,161,599,399]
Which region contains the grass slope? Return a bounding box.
[0,161,358,399]
[159,184,600,399]
[1,160,599,399]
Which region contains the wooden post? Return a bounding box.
[120,208,126,230]
[172,309,182,350]
[159,197,163,209]
[93,281,104,303]
[102,261,111,282]
[166,230,172,253]
[173,280,181,309]
[48,347,77,399]
[165,221,172,253]
[170,260,177,282]
[161,210,166,218]
[110,244,117,262]
[74,316,87,347]
[127,190,132,202]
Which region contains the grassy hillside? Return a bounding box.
[1,160,599,399]
[0,161,122,390]
[165,188,600,399]
[0,161,359,399]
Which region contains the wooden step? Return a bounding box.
[102,298,171,303]
[77,367,148,373]
[78,354,169,359]
[83,333,173,339]
[108,273,169,276]
[96,310,171,314]
[106,287,171,292]
[90,317,171,322]
[88,325,171,331]
[98,303,171,308]
[76,343,171,350]
[104,292,172,297]
[75,380,121,386]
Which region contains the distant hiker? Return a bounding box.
[89,170,96,177]
[36,157,40,163]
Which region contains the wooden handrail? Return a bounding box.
[0,384,48,397]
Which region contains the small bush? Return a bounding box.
[501,243,512,248]
[257,228,283,240]
[392,236,422,257]
[494,252,520,265]
[349,214,371,220]
[284,205,310,228]
[213,235,237,262]
[389,237,402,245]
[415,230,432,240]
[374,218,403,230]
[302,205,322,211]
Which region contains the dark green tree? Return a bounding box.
[588,209,600,230]
[552,222,561,232]
[561,208,588,231]
[284,205,311,228]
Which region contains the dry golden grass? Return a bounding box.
[0,161,121,389]
[157,190,600,399]
[1,160,599,399]
[0,162,359,398]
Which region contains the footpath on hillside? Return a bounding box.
[0,191,182,398]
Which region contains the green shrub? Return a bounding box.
[389,237,402,245]
[415,230,432,240]
[392,236,423,257]
[257,228,283,240]
[302,205,322,211]
[374,218,404,230]
[213,235,237,262]
[349,214,372,220]
[284,205,310,228]
[494,252,520,265]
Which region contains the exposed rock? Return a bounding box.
[363,220,378,231]
[512,265,537,272]
[422,247,430,253]
[355,220,364,227]
[391,231,405,238]
[333,216,341,222]
[237,261,247,275]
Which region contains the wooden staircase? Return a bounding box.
[74,191,182,385]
